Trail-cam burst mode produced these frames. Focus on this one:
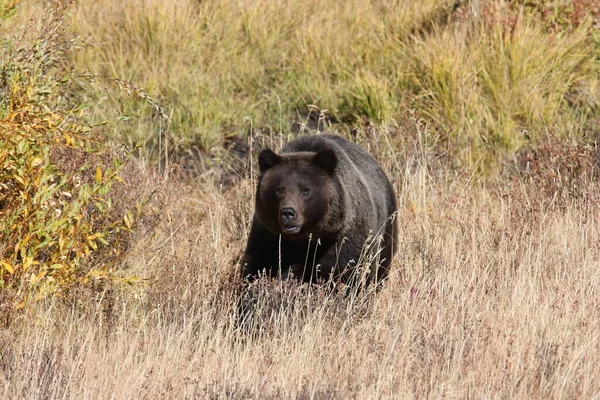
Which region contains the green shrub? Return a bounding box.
[0,3,136,308]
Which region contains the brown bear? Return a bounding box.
[241,134,397,286]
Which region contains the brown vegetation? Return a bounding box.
[2,0,600,398]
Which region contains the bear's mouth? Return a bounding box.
[282,225,301,234]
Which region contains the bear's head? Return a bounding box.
[255,148,343,240]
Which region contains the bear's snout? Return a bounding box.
[281,207,297,224]
[280,207,301,234]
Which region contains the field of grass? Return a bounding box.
[2,0,600,398]
[3,133,600,398]
[68,0,599,169]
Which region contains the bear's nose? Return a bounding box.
[281,207,297,223]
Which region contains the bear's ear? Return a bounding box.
[312,148,337,174]
[258,149,282,173]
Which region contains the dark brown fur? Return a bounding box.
[242,134,397,285]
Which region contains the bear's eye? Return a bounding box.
[276,187,285,196]
[301,187,310,196]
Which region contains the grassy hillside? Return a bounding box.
[66,0,599,170]
[1,0,600,398]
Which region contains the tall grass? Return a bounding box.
[66,0,598,170]
[3,1,600,398]
[3,125,600,398]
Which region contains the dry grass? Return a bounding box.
[2,126,600,398]
[3,0,600,398]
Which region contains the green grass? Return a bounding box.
[52,0,598,171]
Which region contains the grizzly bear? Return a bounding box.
[241,134,397,286]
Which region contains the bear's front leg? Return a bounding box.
[241,216,280,282]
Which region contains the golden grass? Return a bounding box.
[2,127,600,398]
[2,1,600,398]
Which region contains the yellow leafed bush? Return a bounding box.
[0,3,136,308]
